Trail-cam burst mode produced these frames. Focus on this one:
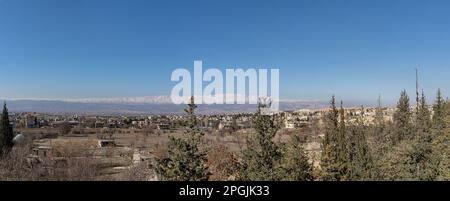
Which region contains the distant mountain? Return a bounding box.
[63,96,173,104]
[2,96,364,115]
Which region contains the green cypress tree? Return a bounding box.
[432,91,450,180]
[392,90,413,143]
[280,134,314,181]
[408,99,439,182]
[393,91,439,181]
[416,91,432,139]
[406,138,439,181]
[239,100,282,181]
[320,95,344,181]
[337,101,349,180]
[370,96,390,180]
[347,106,373,180]
[432,89,446,135]
[414,91,435,179]
[0,102,14,155]
[155,96,209,181]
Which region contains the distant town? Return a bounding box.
[11,106,396,131]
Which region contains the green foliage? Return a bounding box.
[0,103,14,155]
[416,91,432,137]
[408,91,439,180]
[433,99,450,180]
[372,90,445,181]
[407,137,439,180]
[347,106,373,180]
[155,96,209,181]
[432,89,446,135]
[318,90,447,181]
[370,95,391,174]
[375,141,414,180]
[239,100,314,181]
[279,135,314,181]
[377,140,439,181]
[239,102,283,181]
[320,96,349,181]
[156,136,209,181]
[392,90,413,144]
[337,102,349,178]
[434,132,450,180]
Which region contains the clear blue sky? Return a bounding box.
[1,0,450,105]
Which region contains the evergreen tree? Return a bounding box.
[239,99,282,181]
[347,106,373,180]
[416,91,432,139]
[0,102,14,155]
[370,96,390,180]
[383,91,439,181]
[406,137,439,181]
[320,96,348,181]
[280,134,314,181]
[436,122,450,180]
[406,93,439,181]
[377,90,440,181]
[433,93,450,180]
[432,89,446,135]
[155,96,209,181]
[392,90,413,143]
[337,101,349,179]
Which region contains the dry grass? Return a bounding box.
[0,144,102,181]
[3,125,319,181]
[207,144,240,181]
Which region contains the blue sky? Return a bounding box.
[1,0,450,105]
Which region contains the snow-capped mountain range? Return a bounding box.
[63,96,173,104]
